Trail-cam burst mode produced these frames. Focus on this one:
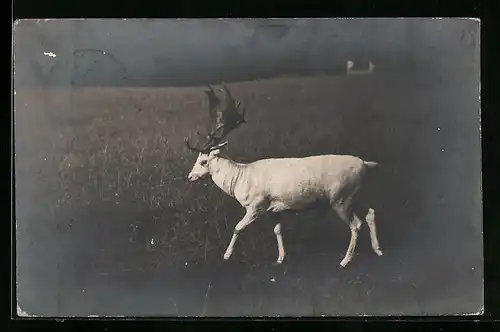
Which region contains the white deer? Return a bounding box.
[184,85,383,267]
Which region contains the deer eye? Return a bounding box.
[200,160,208,166]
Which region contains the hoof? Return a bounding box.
[223,253,231,260]
[374,249,383,256]
[273,258,284,266]
[339,260,349,268]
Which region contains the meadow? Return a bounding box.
[15,69,482,316]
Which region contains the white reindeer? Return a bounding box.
[184,85,383,267]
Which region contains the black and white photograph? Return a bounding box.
[13,18,482,317]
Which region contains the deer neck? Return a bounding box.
[209,157,246,198]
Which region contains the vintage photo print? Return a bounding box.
[13,18,482,317]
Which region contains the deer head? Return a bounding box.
[185,84,246,181]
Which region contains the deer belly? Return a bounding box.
[267,196,318,212]
[268,201,290,212]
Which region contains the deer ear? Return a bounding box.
[214,141,228,149]
[209,149,221,157]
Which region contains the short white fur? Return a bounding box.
[187,150,383,267]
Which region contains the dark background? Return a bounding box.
[14,19,482,317]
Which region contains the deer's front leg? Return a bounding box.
[223,208,260,260]
[273,223,285,264]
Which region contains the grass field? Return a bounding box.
[15,69,482,316]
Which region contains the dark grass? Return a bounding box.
[14,68,482,316]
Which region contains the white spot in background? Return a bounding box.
[43,52,57,58]
[185,261,188,266]
[17,304,37,317]
[270,278,276,283]
[150,237,155,245]
[437,127,441,131]
[44,157,47,161]
[441,148,445,152]
[14,91,16,95]
[103,51,106,55]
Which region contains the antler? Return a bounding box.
[204,84,220,128]
[212,84,246,138]
[184,137,206,153]
[184,84,246,153]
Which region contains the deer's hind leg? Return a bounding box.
[365,208,383,256]
[332,199,362,268]
[352,188,384,257]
